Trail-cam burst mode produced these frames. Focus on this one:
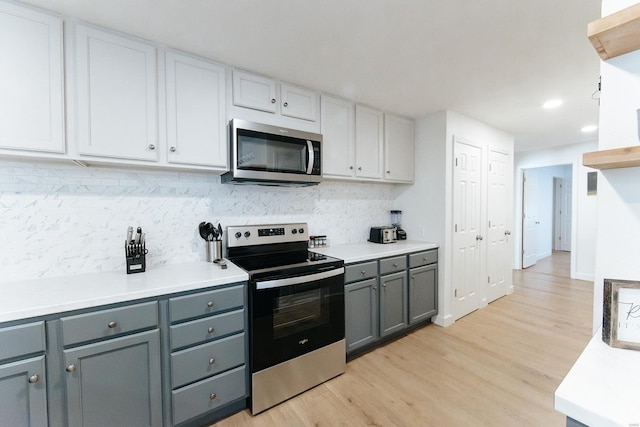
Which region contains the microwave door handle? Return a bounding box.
[255,267,345,290]
[306,140,314,175]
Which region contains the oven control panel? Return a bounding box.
[227,223,308,248]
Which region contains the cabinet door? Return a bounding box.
[0,356,47,427]
[165,52,227,168]
[280,83,318,121]
[320,96,355,178]
[409,264,438,324]
[74,24,158,161]
[232,70,277,113]
[64,330,162,427]
[345,278,378,352]
[0,2,64,153]
[384,114,414,183]
[355,105,384,179]
[379,271,408,337]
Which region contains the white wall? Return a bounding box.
[514,141,598,281]
[0,158,394,282]
[395,110,513,327]
[593,0,640,333]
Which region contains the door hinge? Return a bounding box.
[488,276,490,283]
[559,236,562,240]
[489,164,492,171]
[454,289,458,297]
[522,249,525,255]
[455,158,458,166]
[455,224,458,232]
[523,212,526,219]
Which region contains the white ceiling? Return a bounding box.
[23,0,602,152]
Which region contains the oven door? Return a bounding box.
[250,267,345,373]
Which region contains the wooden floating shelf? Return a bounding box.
[588,3,640,60]
[583,145,640,169]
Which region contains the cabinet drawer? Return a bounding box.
[172,365,246,425]
[170,285,244,323]
[409,250,438,268]
[60,301,158,346]
[345,261,378,283]
[170,309,244,350]
[379,256,407,275]
[0,322,45,361]
[171,333,245,388]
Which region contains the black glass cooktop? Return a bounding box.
[229,250,343,279]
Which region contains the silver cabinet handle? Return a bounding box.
[210,393,217,400]
[358,166,362,171]
[411,275,415,280]
[372,286,377,292]
[505,230,511,236]
[386,171,390,174]
[283,102,288,107]
[107,321,117,329]
[361,270,366,275]
[209,358,216,365]
[28,374,39,383]
[382,283,387,288]
[66,364,76,373]
[207,301,214,308]
[271,98,276,104]
[349,166,354,170]
[148,144,155,150]
[392,263,398,268]
[170,146,176,152]
[207,327,215,334]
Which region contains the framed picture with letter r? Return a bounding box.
[602,278,640,351]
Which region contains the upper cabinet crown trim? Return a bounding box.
[588,3,640,60]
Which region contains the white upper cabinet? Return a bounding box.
[232,70,277,113]
[320,95,355,178]
[230,70,319,130]
[280,83,318,122]
[355,105,384,180]
[164,52,227,169]
[0,2,64,154]
[73,24,158,161]
[384,114,415,183]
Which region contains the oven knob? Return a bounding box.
[291,228,297,234]
[235,232,241,239]
[244,231,251,238]
[298,228,304,234]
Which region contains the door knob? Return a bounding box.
[504,230,511,236]
[66,364,76,373]
[28,374,39,384]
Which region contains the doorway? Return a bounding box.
[521,164,573,269]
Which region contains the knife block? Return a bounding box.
[125,241,147,274]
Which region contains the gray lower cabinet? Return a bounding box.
[409,264,437,324]
[0,356,47,427]
[0,321,47,427]
[167,284,248,426]
[63,330,162,427]
[345,277,378,352]
[344,249,438,356]
[379,271,408,337]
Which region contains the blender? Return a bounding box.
[390,210,407,240]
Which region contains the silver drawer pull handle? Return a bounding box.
[210,393,217,400]
[392,263,398,268]
[207,301,214,308]
[66,364,76,373]
[361,270,366,275]
[108,321,117,329]
[209,358,216,365]
[411,275,416,280]
[423,257,428,261]
[148,144,155,150]
[208,327,215,334]
[28,374,39,384]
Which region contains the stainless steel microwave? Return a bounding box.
[221,119,322,186]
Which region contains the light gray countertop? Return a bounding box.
[0,261,248,323]
[312,240,439,264]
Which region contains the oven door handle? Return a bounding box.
[255,267,345,290]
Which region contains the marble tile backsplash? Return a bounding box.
[0,158,395,281]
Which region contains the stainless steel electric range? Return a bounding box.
[226,223,345,415]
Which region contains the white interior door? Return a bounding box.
[522,169,538,268]
[561,179,572,251]
[452,139,483,320]
[486,149,510,303]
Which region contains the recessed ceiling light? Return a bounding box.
[543,99,563,109]
[581,125,598,132]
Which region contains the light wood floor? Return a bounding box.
[212,253,593,427]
